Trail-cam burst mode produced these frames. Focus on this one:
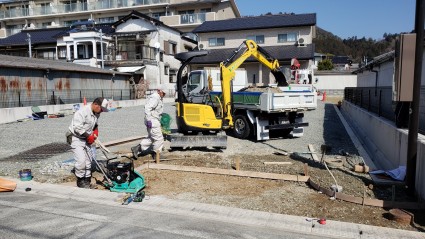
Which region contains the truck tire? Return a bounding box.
[233,114,251,139]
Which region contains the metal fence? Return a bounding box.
[344,87,395,122]
[0,89,134,108]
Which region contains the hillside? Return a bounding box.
[314,27,400,63]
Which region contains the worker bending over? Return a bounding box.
[68,97,109,188]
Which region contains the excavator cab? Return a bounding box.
[170,50,228,149]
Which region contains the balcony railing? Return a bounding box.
[0,0,169,19]
[106,45,156,61]
[180,13,206,24]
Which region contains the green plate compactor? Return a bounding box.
[93,140,145,194]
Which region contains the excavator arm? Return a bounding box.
[220,40,288,128]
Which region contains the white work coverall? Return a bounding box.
[140,91,164,152]
[68,105,99,178]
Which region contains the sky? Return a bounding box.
[237,0,416,40]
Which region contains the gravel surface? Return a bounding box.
[1,98,423,231]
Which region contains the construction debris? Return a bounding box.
[0,178,17,192]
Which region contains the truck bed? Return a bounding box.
[209,84,317,112]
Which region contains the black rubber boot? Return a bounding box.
[131,144,141,159]
[84,177,93,189]
[76,177,90,188]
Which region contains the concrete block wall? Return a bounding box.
[314,73,357,96]
[0,98,175,125]
[342,101,425,199]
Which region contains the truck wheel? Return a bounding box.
[233,115,251,139]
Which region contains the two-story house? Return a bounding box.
[105,10,196,89]
[0,0,240,38]
[190,13,316,86]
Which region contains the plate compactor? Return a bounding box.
[92,140,145,194]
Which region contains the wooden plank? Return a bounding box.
[263,162,292,165]
[134,163,149,171]
[308,144,320,162]
[148,164,309,182]
[101,135,146,148]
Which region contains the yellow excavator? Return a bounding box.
[171,40,292,148]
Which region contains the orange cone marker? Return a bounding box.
[321,91,327,102]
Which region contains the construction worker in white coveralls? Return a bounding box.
[132,85,166,158]
[68,97,109,188]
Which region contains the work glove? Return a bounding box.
[86,128,98,145]
[146,120,152,129]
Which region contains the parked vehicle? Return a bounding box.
[172,40,316,149]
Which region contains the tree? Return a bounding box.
[318,59,334,71]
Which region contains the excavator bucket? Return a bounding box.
[272,70,288,86]
[169,134,227,149]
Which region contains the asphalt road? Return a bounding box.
[0,191,330,239]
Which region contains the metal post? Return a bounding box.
[378,90,382,117]
[52,91,55,105]
[406,0,424,196]
[368,90,371,111]
[27,33,32,58]
[79,90,82,103]
[99,29,104,69]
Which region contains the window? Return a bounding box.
[200,8,211,13]
[278,33,297,43]
[38,3,51,15]
[98,17,115,23]
[63,20,76,27]
[164,65,169,75]
[247,35,264,44]
[208,38,225,47]
[41,22,51,28]
[163,41,177,55]
[151,12,165,19]
[178,10,195,15]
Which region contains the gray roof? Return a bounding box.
[193,13,316,33]
[0,54,129,75]
[190,44,314,64]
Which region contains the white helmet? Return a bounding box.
[158,85,167,94]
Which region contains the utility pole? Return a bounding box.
[406,0,424,196]
[99,29,104,69]
[26,33,32,58]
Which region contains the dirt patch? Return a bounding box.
[128,151,425,232]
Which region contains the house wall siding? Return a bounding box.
[198,26,312,49]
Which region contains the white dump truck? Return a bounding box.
[183,69,317,140]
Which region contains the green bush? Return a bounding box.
[318,59,334,71]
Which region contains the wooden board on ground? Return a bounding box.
[308,144,320,162]
[264,162,293,165]
[147,163,309,182]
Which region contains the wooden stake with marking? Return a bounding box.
[303,163,309,176]
[155,150,160,164]
[235,157,240,171]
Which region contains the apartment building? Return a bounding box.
[190,13,317,86]
[0,0,240,38]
